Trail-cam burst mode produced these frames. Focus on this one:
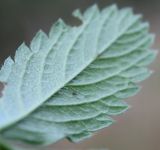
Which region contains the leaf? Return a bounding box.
[0,4,156,146]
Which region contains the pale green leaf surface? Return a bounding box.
[0,4,156,146]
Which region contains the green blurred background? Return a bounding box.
[0,0,160,150]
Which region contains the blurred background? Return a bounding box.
[0,0,160,150]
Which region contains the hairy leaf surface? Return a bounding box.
[0,4,156,145]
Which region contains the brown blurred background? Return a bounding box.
[0,0,160,150]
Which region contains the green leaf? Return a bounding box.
[0,4,156,146]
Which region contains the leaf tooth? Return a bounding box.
[137,50,157,67]
[126,22,149,34]
[89,115,114,131]
[130,70,152,82]
[120,66,148,77]
[117,7,134,31]
[138,34,154,49]
[126,13,142,29]
[115,84,140,99]
[83,4,100,21]
[14,43,31,63]
[107,101,130,115]
[113,31,147,45]
[49,18,68,38]
[30,30,48,53]
[67,131,92,143]
[101,4,117,14]
[0,56,14,82]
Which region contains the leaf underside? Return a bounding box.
[0,4,156,146]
